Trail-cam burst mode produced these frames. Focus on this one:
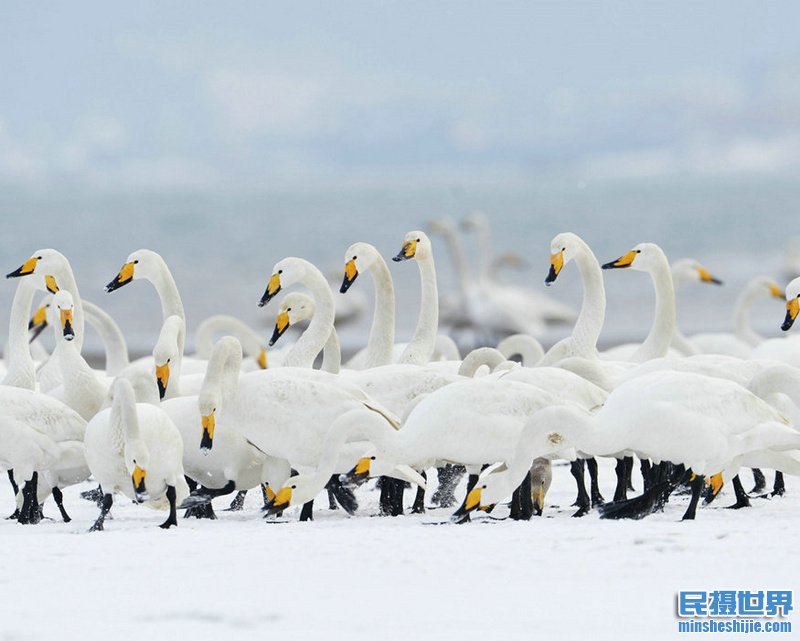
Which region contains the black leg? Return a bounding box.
[18,472,41,525]
[586,457,604,506]
[184,501,217,519]
[327,487,338,510]
[509,485,522,520]
[299,500,314,522]
[160,485,178,529]
[750,468,766,494]
[225,490,248,511]
[518,471,534,520]
[89,493,114,532]
[772,471,785,497]
[411,471,426,514]
[570,460,590,517]
[325,475,358,514]
[726,475,751,509]
[8,470,19,495]
[682,473,705,521]
[378,477,392,516]
[390,479,405,517]
[624,456,634,492]
[184,476,198,493]
[613,458,628,502]
[640,459,652,491]
[52,487,71,522]
[430,465,465,508]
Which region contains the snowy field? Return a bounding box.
[1,460,797,641]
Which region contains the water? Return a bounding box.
[1,174,798,359]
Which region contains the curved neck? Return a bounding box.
[569,242,606,358]
[201,338,243,409]
[285,266,336,369]
[632,254,676,363]
[149,259,186,324]
[497,334,544,366]
[321,328,342,374]
[112,381,142,448]
[399,254,439,365]
[194,315,263,359]
[83,300,129,376]
[2,279,37,389]
[458,347,507,377]
[734,284,764,347]
[364,253,396,367]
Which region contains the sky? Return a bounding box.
[2,1,800,194]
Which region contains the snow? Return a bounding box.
[1,460,797,640]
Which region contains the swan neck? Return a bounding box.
[632,255,676,362]
[285,267,335,368]
[571,245,606,357]
[399,254,439,365]
[734,286,763,346]
[321,329,342,374]
[83,300,129,376]
[201,339,243,409]
[2,279,37,389]
[365,254,396,367]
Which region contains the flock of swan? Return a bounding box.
[3,218,800,532]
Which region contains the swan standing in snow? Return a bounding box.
[84,378,188,531]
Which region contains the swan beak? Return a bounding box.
[60,308,75,341]
[257,348,268,370]
[340,259,359,293]
[265,486,293,514]
[29,305,48,331]
[769,283,785,301]
[450,487,483,523]
[545,251,564,286]
[132,465,148,502]
[696,266,722,285]
[340,457,372,487]
[155,362,170,400]
[783,298,799,331]
[6,256,39,279]
[602,250,638,270]
[45,275,60,294]
[258,273,282,307]
[105,261,135,292]
[393,240,417,262]
[200,413,215,452]
[706,472,724,498]
[269,312,290,347]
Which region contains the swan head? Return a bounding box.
[52,290,75,342]
[266,474,359,516]
[105,249,162,293]
[198,395,217,453]
[6,248,65,295]
[782,277,800,331]
[460,211,489,232]
[601,242,668,273]
[546,232,585,286]
[426,217,458,238]
[153,315,183,400]
[258,257,308,307]
[670,258,723,287]
[747,276,785,302]
[341,242,380,293]
[269,292,315,346]
[124,450,150,503]
[393,230,432,262]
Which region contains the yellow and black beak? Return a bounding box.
[28,305,48,331]
[258,273,282,307]
[155,362,170,400]
[340,259,359,293]
[200,413,215,452]
[393,240,417,262]
[782,297,799,331]
[769,283,785,301]
[602,250,638,270]
[340,457,372,488]
[132,465,148,502]
[7,256,39,279]
[257,347,268,370]
[450,486,484,523]
[269,311,290,347]
[60,308,74,342]
[696,266,722,285]
[45,275,59,294]
[105,261,135,293]
[265,486,293,515]
[545,250,564,286]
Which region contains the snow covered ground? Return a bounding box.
[0,460,797,640]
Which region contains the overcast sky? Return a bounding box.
[2,1,800,193]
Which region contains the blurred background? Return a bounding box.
[2,1,800,357]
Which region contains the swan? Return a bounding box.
[161,337,290,518]
[496,334,544,366]
[3,276,42,390]
[84,377,188,530]
[676,276,785,358]
[746,276,800,364]
[194,315,268,371]
[454,371,800,521]
[270,292,341,374]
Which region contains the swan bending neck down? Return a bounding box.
[340,242,395,368]
[270,292,340,374]
[198,337,243,449]
[194,315,267,370]
[153,316,186,400]
[602,242,676,363]
[497,334,544,366]
[541,233,606,364]
[392,230,439,365]
[258,258,335,369]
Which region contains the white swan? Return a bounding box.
[745,276,800,365]
[270,292,341,374]
[194,315,268,371]
[84,377,188,530]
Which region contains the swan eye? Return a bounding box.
[636,250,641,254]
[291,485,296,489]
[562,247,566,251]
[370,456,376,460]
[416,238,420,242]
[134,260,139,264]
[352,256,357,260]
[278,269,283,274]
[482,485,486,489]
[37,255,43,260]
[287,307,292,312]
